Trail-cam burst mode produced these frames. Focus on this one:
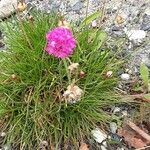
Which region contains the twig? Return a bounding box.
[135,145,150,150]
[130,94,150,102]
[126,120,150,142]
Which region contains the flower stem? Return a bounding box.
[63,59,71,84]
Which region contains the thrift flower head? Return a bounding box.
[45,27,76,58]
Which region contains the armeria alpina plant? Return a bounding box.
[0,12,123,149]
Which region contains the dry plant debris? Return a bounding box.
[117,120,150,149]
[79,142,89,150]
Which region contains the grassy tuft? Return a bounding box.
[0,12,123,149]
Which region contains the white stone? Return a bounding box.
[91,128,107,143]
[113,107,121,113]
[0,132,6,137]
[120,73,130,81]
[121,110,128,117]
[125,30,146,41]
[92,20,97,27]
[0,0,17,19]
[145,8,150,15]
[101,144,107,150]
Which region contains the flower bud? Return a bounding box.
[80,70,86,78]
[11,74,17,80]
[28,15,34,22]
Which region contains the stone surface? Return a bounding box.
[141,14,150,31]
[91,128,107,143]
[0,0,17,19]
[121,73,130,81]
[125,29,146,42]
[110,122,118,134]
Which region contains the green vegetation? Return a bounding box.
[0,12,123,149]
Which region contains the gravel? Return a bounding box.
[22,0,150,72]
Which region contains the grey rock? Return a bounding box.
[111,26,123,31]
[112,31,126,37]
[111,133,122,142]
[0,0,17,19]
[113,107,121,113]
[140,14,150,31]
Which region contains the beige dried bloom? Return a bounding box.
[106,71,113,77]
[58,20,70,29]
[63,84,83,103]
[17,2,27,12]
[68,63,79,72]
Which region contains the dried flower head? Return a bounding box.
[63,84,83,103]
[58,20,70,29]
[45,27,76,58]
[68,63,79,72]
[17,2,27,12]
[106,71,113,77]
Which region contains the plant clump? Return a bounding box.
[0,12,123,149]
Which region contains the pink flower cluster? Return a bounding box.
[45,27,76,58]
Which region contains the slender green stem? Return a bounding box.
[63,59,71,84]
[85,0,90,23]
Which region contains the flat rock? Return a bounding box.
[0,0,17,19]
[125,29,146,42]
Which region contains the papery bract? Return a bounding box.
[45,27,76,58]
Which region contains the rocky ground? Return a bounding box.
[0,0,150,150]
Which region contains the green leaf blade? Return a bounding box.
[80,11,102,28]
[140,63,149,86]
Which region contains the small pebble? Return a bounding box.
[125,68,132,74]
[91,128,107,143]
[117,147,125,150]
[110,122,118,134]
[120,73,130,81]
[125,29,146,42]
[121,110,128,117]
[92,20,97,27]
[0,132,6,137]
[113,107,121,113]
[111,133,122,142]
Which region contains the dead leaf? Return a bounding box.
[117,128,147,149]
[130,94,150,102]
[79,142,89,150]
[126,120,150,142]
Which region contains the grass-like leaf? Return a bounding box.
[0,12,123,149]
